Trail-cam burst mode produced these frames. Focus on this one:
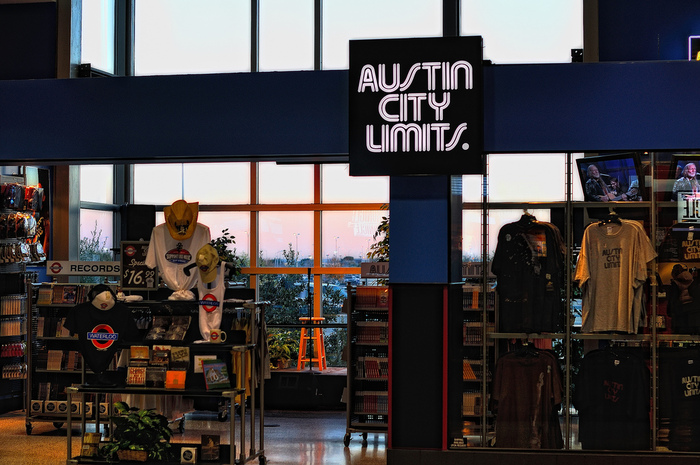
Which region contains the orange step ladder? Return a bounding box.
[297,317,327,371]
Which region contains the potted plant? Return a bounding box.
[268,329,297,369]
[99,401,174,462]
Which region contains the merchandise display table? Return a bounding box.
[66,385,247,464]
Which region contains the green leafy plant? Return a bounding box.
[99,401,174,462]
[367,214,389,262]
[268,328,298,368]
[209,228,245,276]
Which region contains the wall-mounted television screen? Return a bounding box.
[576,153,644,203]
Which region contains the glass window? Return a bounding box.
[134,0,251,76]
[260,0,314,71]
[463,208,551,259]
[322,211,384,266]
[81,0,115,74]
[258,162,314,204]
[322,0,442,70]
[133,164,185,205]
[461,0,583,64]
[80,165,114,204]
[462,174,483,203]
[183,163,250,204]
[322,164,389,203]
[488,153,567,202]
[79,209,114,259]
[197,211,251,262]
[258,211,314,267]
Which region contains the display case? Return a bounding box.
[0,271,29,415]
[452,152,698,454]
[460,269,495,447]
[0,173,44,415]
[344,285,389,447]
[60,299,268,464]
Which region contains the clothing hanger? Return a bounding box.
[515,340,540,357]
[518,209,537,227]
[598,207,622,226]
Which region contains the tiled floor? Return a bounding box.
[0,409,386,465]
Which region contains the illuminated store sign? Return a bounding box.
[689,36,700,60]
[349,36,484,176]
[679,193,700,222]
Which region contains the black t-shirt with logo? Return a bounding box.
[64,301,138,375]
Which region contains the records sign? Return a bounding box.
[120,241,158,291]
[349,36,484,176]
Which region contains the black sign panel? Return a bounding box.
[349,36,484,176]
[120,241,158,291]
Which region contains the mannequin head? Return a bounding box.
[196,244,220,283]
[164,200,199,240]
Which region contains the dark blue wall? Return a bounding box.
[3,60,700,164]
[599,0,700,61]
[0,3,56,80]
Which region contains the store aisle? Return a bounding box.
[0,409,386,465]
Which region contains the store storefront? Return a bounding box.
[4,1,700,464]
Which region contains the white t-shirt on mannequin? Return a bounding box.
[145,223,211,300]
[197,262,227,342]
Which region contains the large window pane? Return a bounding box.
[80,165,114,204]
[197,211,251,262]
[322,211,384,266]
[81,0,115,74]
[323,0,442,70]
[321,164,389,203]
[260,0,314,71]
[463,208,551,259]
[79,209,114,259]
[488,154,567,202]
[462,175,482,203]
[258,163,314,204]
[134,0,251,75]
[133,164,184,205]
[183,163,250,204]
[461,0,583,64]
[259,211,314,267]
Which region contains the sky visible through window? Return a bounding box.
[80,1,584,261]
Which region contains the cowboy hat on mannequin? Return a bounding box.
[145,200,211,301]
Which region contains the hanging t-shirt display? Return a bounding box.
[63,286,139,382]
[574,219,656,333]
[491,214,566,333]
[658,223,700,262]
[658,347,700,452]
[491,347,564,449]
[145,200,211,300]
[195,246,227,342]
[573,346,650,451]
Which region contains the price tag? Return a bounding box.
[120,241,158,291]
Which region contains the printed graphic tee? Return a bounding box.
[145,223,211,295]
[574,347,650,450]
[64,301,139,375]
[574,220,656,333]
[492,219,566,333]
[196,262,227,341]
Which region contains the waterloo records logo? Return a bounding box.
[200,294,220,313]
[87,324,118,350]
[124,245,137,257]
[165,246,192,264]
[49,262,63,274]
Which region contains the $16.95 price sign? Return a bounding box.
[120,241,158,291]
